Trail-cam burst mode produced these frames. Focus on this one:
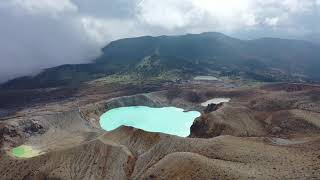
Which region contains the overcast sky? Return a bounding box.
[0,0,319,82]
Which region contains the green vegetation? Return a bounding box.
[2,32,320,89]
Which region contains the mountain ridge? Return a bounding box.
[2,32,320,89]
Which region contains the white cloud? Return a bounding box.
[193,0,259,30]
[265,17,280,26]
[12,0,78,16]
[137,0,320,32]
[281,0,314,13]
[137,0,198,30]
[242,13,258,26]
[137,0,258,31]
[81,16,144,45]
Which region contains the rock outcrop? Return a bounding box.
[203,103,223,114]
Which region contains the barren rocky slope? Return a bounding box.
[1,127,319,179]
[0,80,320,179]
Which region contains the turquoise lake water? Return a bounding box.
[100,106,201,137]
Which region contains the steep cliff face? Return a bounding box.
[80,93,168,128]
[190,83,320,138]
[191,104,266,138]
[0,110,101,157]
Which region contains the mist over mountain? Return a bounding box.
[2,32,320,89]
[1,0,320,83]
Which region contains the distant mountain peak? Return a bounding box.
[2,32,320,89]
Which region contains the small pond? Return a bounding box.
[11,145,41,158]
[194,76,219,81]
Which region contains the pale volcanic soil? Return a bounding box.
[0,80,320,180]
